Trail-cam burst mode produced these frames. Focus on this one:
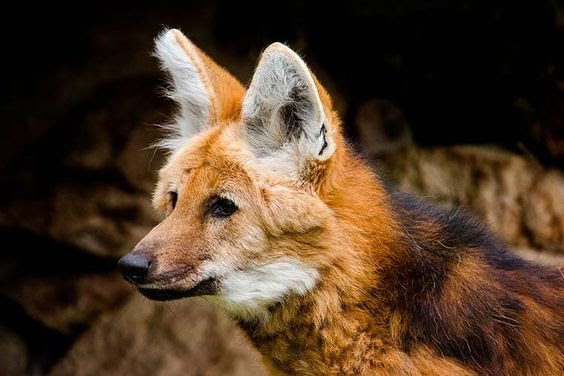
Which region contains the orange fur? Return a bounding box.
[120,30,564,376]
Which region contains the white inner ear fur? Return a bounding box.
[154,29,212,151]
[242,43,335,178]
[204,258,319,322]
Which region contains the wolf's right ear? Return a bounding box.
[241,43,338,182]
[154,29,245,151]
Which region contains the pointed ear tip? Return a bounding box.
[155,28,192,48]
[263,42,299,59]
[265,42,288,51]
[154,29,204,68]
[156,28,175,40]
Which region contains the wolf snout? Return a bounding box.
[118,252,152,284]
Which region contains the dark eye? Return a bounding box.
[168,191,178,209]
[210,197,237,218]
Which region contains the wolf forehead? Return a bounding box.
[153,130,260,197]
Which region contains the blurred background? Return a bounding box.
[1,1,563,375]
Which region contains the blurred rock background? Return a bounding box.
[0,1,562,375]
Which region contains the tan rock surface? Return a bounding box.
[51,294,266,376]
[0,272,130,335]
[378,146,564,254]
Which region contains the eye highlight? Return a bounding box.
[168,191,178,210]
[209,197,238,218]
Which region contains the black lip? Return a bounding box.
[138,277,218,301]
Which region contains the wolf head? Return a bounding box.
[119,29,351,322]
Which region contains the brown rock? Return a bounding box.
[0,272,130,335]
[48,184,159,258]
[355,99,413,155]
[116,125,166,194]
[523,171,564,252]
[513,247,564,266]
[51,295,266,376]
[0,78,167,258]
[0,326,27,376]
[375,146,564,254]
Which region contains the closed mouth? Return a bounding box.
[138,277,218,301]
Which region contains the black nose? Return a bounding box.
[118,253,151,284]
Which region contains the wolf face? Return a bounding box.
[118,29,345,321]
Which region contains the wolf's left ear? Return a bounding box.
[154,29,245,151]
[242,43,336,175]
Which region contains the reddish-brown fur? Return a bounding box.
[122,30,564,375]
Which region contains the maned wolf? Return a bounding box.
[118,29,563,375]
